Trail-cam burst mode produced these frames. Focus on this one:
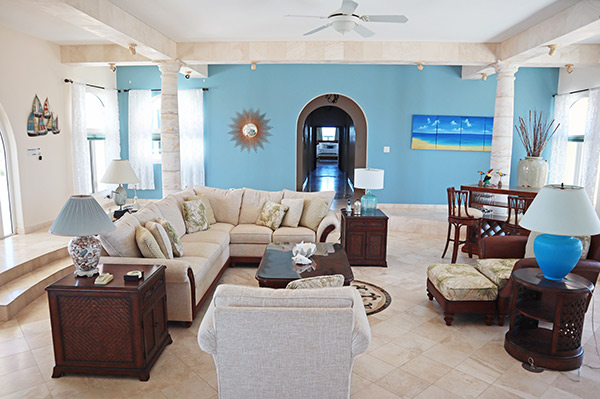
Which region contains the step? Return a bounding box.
[0,257,74,321]
[0,246,68,286]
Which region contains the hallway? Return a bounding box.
[305,159,353,200]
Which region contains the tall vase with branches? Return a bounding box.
[515,110,560,188]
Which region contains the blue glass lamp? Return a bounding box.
[354,168,384,215]
[519,184,600,281]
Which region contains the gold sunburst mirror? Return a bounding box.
[228,108,272,152]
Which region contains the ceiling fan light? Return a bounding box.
[332,19,356,33]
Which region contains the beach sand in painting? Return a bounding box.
[411,137,460,151]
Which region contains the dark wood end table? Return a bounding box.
[46,264,172,381]
[340,208,388,267]
[255,243,354,288]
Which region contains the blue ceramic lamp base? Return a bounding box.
[361,190,378,215]
[534,234,582,281]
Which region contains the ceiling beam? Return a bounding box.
[61,44,150,64]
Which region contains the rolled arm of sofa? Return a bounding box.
[99,256,193,284]
[197,299,218,355]
[351,289,371,357]
[479,236,528,259]
[317,210,340,242]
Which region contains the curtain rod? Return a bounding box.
[552,87,598,97]
[64,78,106,90]
[118,88,209,93]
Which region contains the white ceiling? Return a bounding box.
[0,0,589,44]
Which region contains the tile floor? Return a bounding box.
[2,231,600,398]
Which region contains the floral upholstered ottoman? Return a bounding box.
[426,263,498,326]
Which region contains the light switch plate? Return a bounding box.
[383,146,390,153]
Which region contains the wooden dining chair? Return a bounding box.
[442,187,483,263]
[504,195,533,236]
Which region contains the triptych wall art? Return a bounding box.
[411,115,493,152]
[27,94,60,137]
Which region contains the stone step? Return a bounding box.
[0,257,73,321]
[0,246,69,286]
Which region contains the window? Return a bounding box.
[564,97,588,186]
[151,94,161,163]
[318,127,338,141]
[86,92,107,193]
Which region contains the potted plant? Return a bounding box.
[514,110,559,188]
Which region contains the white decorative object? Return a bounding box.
[292,254,312,265]
[178,89,205,188]
[517,156,548,188]
[292,241,317,258]
[128,90,155,190]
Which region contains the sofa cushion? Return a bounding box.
[99,213,142,257]
[145,221,173,259]
[180,241,222,265]
[230,224,273,244]
[209,222,235,234]
[170,188,196,205]
[286,274,345,289]
[185,195,217,224]
[256,201,289,230]
[239,188,283,224]
[282,189,335,209]
[273,227,316,243]
[281,198,304,228]
[525,232,591,259]
[181,229,230,251]
[475,258,519,290]
[194,186,244,225]
[158,217,184,257]
[182,200,210,233]
[299,197,329,231]
[135,225,166,259]
[427,263,498,301]
[133,203,162,226]
[155,196,186,238]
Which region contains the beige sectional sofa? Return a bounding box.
[99,186,339,324]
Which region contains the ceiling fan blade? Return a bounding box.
[353,24,375,38]
[341,0,359,14]
[361,15,408,23]
[303,24,332,36]
[285,14,327,19]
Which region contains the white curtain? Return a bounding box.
[128,90,154,190]
[101,88,121,163]
[178,89,205,188]
[548,93,570,184]
[71,82,92,194]
[582,88,600,199]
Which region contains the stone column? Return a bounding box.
[490,62,519,185]
[158,61,181,197]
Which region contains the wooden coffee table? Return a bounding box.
[255,243,354,288]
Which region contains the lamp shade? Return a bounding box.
[49,195,115,236]
[101,159,140,184]
[520,184,600,236]
[354,168,384,190]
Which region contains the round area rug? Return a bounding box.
[351,280,392,316]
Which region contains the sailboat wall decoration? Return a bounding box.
[27,95,60,136]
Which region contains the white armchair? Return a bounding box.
[198,284,371,399]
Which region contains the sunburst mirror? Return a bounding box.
[228,108,272,152]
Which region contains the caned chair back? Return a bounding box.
[506,195,533,227]
[447,187,476,219]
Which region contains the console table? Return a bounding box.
[504,268,593,371]
[47,264,171,381]
[340,208,388,267]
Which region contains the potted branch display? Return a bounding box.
[515,111,559,188]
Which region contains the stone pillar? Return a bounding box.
[158,61,181,197]
[490,62,519,185]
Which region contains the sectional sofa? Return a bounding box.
[99,186,340,324]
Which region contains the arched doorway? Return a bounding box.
[0,126,13,237]
[296,94,367,200]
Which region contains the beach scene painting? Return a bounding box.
[411,115,493,151]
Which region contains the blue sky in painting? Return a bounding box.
[461,117,485,135]
[412,115,438,134]
[437,116,462,134]
[412,115,492,135]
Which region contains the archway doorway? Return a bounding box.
[296,94,367,201]
[0,128,13,238]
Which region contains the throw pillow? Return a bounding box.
[145,221,174,259]
[525,232,591,259]
[299,197,329,231]
[281,198,304,228]
[158,217,184,257]
[286,274,345,289]
[182,200,210,234]
[135,225,166,259]
[184,195,217,225]
[256,201,289,230]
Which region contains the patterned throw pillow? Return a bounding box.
[182,200,210,234]
[157,217,184,257]
[256,201,289,230]
[135,225,166,259]
[299,197,329,231]
[184,195,217,225]
[286,274,345,289]
[281,198,304,228]
[145,221,174,259]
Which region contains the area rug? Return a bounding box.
[351,280,392,316]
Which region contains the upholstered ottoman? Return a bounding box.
[475,258,519,325]
[426,263,498,326]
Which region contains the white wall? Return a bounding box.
[557,66,600,94]
[0,24,116,233]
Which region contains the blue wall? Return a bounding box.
[116,64,558,204]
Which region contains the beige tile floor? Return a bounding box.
[2,231,600,398]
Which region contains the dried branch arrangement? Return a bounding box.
[514,110,560,157]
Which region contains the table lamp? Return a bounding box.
[49,195,115,277]
[354,168,384,214]
[519,184,600,281]
[101,159,140,210]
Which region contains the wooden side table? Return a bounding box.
[46,264,172,381]
[504,268,593,371]
[340,208,388,267]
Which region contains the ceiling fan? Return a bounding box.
[287,0,408,38]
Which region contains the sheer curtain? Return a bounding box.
[582,88,600,199]
[548,93,570,184]
[178,89,205,188]
[128,90,154,190]
[71,82,92,194]
[102,88,121,163]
